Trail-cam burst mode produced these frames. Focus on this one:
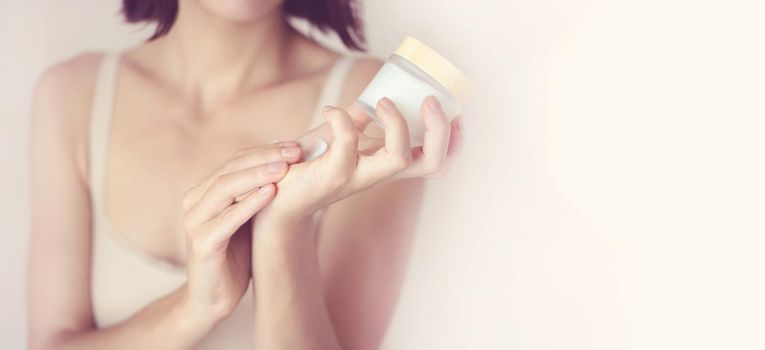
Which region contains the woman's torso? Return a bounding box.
[88,41,357,348]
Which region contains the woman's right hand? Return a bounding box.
[178,141,302,323]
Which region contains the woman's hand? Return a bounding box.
[179,141,302,322]
[249,96,461,350]
[255,96,462,231]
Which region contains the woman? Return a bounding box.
[27,0,462,348]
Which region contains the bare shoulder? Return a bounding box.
[33,52,103,124]
[35,53,103,96]
[31,52,105,177]
[338,56,384,106]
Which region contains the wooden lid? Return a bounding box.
[394,36,473,104]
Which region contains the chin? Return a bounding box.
[195,0,284,23]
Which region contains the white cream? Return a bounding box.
[300,138,328,162]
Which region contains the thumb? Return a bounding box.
[323,105,359,174]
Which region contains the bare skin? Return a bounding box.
[27,0,462,349]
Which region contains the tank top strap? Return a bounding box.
[308,56,356,128]
[88,52,121,216]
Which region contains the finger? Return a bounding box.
[375,97,411,165]
[234,188,258,203]
[419,96,451,172]
[221,143,302,175]
[182,143,300,211]
[270,140,301,147]
[347,103,374,131]
[201,184,275,246]
[348,99,412,190]
[185,162,287,226]
[421,116,463,179]
[358,133,385,155]
[399,96,450,177]
[446,116,464,157]
[323,106,359,174]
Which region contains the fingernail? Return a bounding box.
[267,161,286,173]
[271,140,297,146]
[281,146,300,158]
[258,184,274,193]
[427,96,444,114]
[322,105,336,113]
[378,97,394,110]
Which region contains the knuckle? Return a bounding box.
[331,177,348,190]
[390,154,412,171]
[270,147,287,160]
[233,148,247,158]
[181,190,195,211]
[423,158,444,174]
[219,205,238,222]
[391,159,407,172]
[349,127,360,141]
[333,118,356,137]
[329,170,351,189]
[339,171,353,185]
[340,129,359,145]
[428,171,448,179]
[256,166,281,182]
[325,107,346,119]
[210,175,231,194]
[403,153,413,166]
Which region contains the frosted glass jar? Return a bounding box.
[297,37,472,160]
[356,37,472,145]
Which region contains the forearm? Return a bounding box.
[38,285,212,350]
[252,218,341,350]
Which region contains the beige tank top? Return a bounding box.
[88,53,355,348]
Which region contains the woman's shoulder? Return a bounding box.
[346,56,384,82]
[36,52,105,93]
[338,56,383,107]
[33,52,107,122]
[31,52,109,178]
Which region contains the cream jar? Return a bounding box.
[356,36,472,145]
[298,36,472,160]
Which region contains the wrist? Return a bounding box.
[253,209,313,239]
[173,285,220,335]
[252,212,317,256]
[256,201,314,223]
[251,216,322,296]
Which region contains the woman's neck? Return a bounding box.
[156,1,294,111]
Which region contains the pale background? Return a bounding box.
[2,0,765,349]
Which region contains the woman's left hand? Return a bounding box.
[249,96,462,350]
[254,96,463,231]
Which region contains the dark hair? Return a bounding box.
[122,0,366,51]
